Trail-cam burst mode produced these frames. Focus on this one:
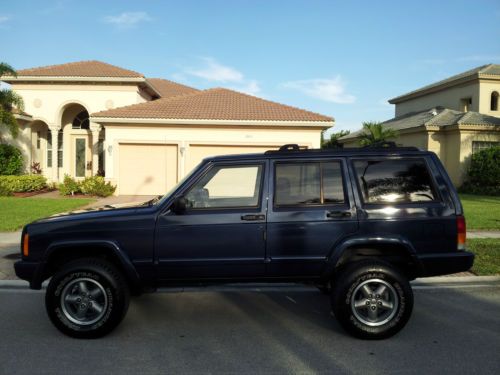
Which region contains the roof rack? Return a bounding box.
[265,143,420,154]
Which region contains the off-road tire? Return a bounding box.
[332,260,413,339]
[45,258,130,339]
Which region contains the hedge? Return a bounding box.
[0,175,48,195]
[0,144,24,175]
[459,146,500,196]
[59,175,116,197]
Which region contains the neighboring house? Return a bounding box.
[1,61,333,195]
[340,64,500,185]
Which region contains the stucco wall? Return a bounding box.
[103,123,322,186]
[394,82,480,116]
[478,80,500,117]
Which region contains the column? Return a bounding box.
[49,125,60,183]
[90,123,102,176]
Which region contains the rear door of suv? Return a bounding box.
[266,157,359,278]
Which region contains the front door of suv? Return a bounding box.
[156,161,267,280]
[266,159,359,278]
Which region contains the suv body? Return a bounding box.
[15,145,474,339]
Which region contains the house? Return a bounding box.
[340,64,500,185]
[1,61,333,195]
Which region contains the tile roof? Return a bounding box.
[340,107,500,140]
[389,64,500,103]
[92,88,333,122]
[146,78,199,98]
[13,60,144,78]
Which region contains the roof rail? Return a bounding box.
[265,143,421,154]
[278,144,301,151]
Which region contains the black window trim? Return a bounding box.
[349,156,442,207]
[272,158,348,209]
[181,161,267,212]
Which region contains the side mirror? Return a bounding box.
[171,196,187,214]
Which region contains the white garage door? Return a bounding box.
[118,143,178,195]
[186,145,279,173]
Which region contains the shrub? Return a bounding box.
[31,162,42,175]
[0,183,12,196]
[80,176,116,197]
[0,175,47,193]
[59,175,81,196]
[459,147,500,196]
[59,175,116,197]
[0,144,24,175]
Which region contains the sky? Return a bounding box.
[2,0,500,134]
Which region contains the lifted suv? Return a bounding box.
[15,144,473,339]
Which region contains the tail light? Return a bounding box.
[457,215,466,250]
[22,233,29,257]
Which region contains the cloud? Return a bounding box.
[0,15,10,24]
[186,57,244,82]
[282,76,356,104]
[103,12,151,28]
[228,80,261,96]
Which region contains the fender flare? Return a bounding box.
[323,235,423,278]
[33,240,141,290]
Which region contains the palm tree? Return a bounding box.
[0,63,24,140]
[321,129,350,149]
[358,121,398,146]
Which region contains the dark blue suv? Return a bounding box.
[15,144,474,339]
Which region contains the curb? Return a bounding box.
[413,275,500,284]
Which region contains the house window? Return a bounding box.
[98,139,105,175]
[36,131,41,149]
[72,110,90,129]
[460,97,472,112]
[491,91,499,111]
[472,141,500,154]
[47,130,64,168]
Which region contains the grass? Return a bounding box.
[0,197,94,232]
[468,238,500,276]
[459,194,500,231]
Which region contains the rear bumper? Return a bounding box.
[14,260,44,289]
[417,251,474,277]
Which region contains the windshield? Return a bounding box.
[149,163,202,206]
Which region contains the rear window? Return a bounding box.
[353,159,437,204]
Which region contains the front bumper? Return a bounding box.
[417,251,475,277]
[14,260,45,289]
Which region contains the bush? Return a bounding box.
[59,175,116,197]
[0,175,47,193]
[59,175,81,196]
[80,176,116,197]
[0,144,24,175]
[459,147,500,196]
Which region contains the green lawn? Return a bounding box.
[468,239,500,275]
[459,194,500,231]
[0,197,94,232]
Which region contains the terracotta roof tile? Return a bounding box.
[92,88,333,122]
[15,60,143,78]
[147,78,199,98]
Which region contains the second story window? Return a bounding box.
[460,97,472,112]
[72,111,90,129]
[491,91,499,111]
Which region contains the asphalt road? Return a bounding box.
[0,283,499,374]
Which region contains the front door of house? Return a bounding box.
[72,136,91,178]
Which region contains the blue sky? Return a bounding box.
[2,0,500,133]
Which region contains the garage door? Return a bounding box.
[119,143,178,195]
[186,145,279,173]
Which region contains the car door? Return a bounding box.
[156,160,267,280]
[266,158,359,278]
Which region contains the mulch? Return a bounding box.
[12,189,56,198]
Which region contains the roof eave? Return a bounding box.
[90,116,333,128]
[1,76,146,84]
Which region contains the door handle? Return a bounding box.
[326,210,352,218]
[241,214,266,221]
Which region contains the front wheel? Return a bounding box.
[45,258,130,339]
[332,260,413,339]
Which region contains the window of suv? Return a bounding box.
[274,161,345,206]
[353,158,438,204]
[185,164,263,209]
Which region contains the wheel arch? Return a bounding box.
[324,236,423,280]
[37,240,141,293]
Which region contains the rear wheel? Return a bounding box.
[332,260,413,339]
[45,258,130,339]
